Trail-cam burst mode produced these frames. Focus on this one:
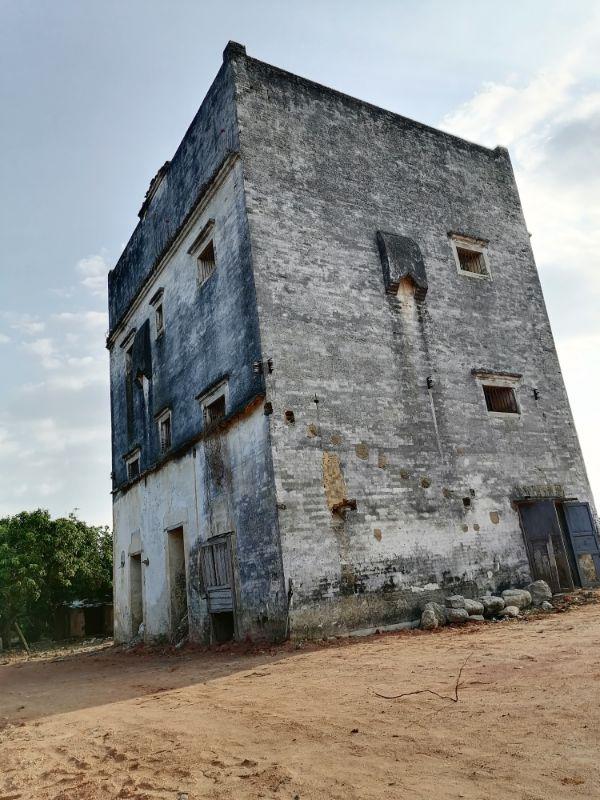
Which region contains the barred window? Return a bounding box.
[450,234,490,278]
[483,385,519,414]
[158,410,172,452]
[204,394,226,425]
[456,246,488,275]
[149,288,165,338]
[198,240,216,285]
[197,380,228,430]
[126,450,141,480]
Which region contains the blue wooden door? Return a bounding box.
[562,502,600,587]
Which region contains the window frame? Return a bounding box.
[187,218,216,288]
[197,380,228,429]
[449,233,491,280]
[125,448,142,481]
[149,288,165,339]
[197,239,216,286]
[482,384,519,415]
[472,370,522,418]
[155,302,165,337]
[156,408,172,453]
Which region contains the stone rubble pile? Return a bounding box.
[420,580,554,630]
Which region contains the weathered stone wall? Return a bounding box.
[112,403,285,644]
[109,151,286,644]
[232,51,595,636]
[109,161,264,488]
[107,53,239,335]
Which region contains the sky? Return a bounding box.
[0,0,598,527]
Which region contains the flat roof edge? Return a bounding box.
[242,52,506,158]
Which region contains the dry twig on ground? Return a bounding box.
[374,652,473,703]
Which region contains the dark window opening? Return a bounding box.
[483,385,519,414]
[159,414,172,452]
[127,455,141,480]
[198,240,216,284]
[457,247,488,276]
[155,303,164,335]
[204,394,226,426]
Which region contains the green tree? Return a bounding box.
[0,509,112,644]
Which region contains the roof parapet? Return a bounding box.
[223,41,246,62]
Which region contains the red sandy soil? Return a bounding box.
[1,601,599,799]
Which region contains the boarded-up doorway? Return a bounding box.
[130,553,143,636]
[200,533,236,643]
[167,527,188,640]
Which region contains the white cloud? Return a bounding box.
[50,286,76,299]
[0,261,112,524]
[23,337,55,358]
[440,24,600,505]
[52,310,108,329]
[18,308,108,390]
[556,334,600,496]
[49,253,112,300]
[440,24,600,150]
[76,254,111,297]
[2,312,45,336]
[22,337,61,369]
[0,408,110,521]
[0,333,9,344]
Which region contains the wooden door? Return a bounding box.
[562,502,600,587]
[200,533,235,615]
[518,501,574,593]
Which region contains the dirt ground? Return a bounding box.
[1,602,600,800]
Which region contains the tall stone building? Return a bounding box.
[108,42,599,644]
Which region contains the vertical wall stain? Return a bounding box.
[322,451,347,512]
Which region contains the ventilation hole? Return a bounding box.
[284,409,295,424]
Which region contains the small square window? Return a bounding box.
[158,410,172,452]
[456,247,487,275]
[197,380,228,430]
[204,394,226,425]
[483,385,519,414]
[450,234,490,278]
[198,240,216,284]
[155,303,164,336]
[126,450,141,480]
